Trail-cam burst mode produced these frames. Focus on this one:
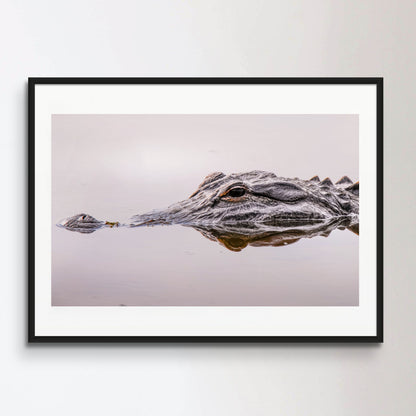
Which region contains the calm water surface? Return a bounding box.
[52,221,358,306]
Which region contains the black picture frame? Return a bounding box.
[28,77,383,343]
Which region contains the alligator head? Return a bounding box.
[58,170,359,249]
[129,170,359,228]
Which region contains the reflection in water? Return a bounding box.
[192,218,359,252]
[52,221,359,306]
[58,214,358,252]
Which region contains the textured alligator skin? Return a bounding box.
[58,171,359,249]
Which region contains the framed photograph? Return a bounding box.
[28,78,383,342]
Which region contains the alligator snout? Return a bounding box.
[58,213,105,234]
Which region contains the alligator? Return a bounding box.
[58,170,359,250]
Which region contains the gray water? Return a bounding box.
[52,222,358,306]
[52,114,359,306]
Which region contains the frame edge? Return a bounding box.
[27,77,384,343]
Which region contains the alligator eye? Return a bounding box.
[226,187,246,198]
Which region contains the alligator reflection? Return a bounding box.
[191,218,359,252]
[59,215,359,252]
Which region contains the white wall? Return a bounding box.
[1,1,415,414]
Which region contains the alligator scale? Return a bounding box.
[59,171,359,251]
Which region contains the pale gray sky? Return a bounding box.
[52,114,358,221]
